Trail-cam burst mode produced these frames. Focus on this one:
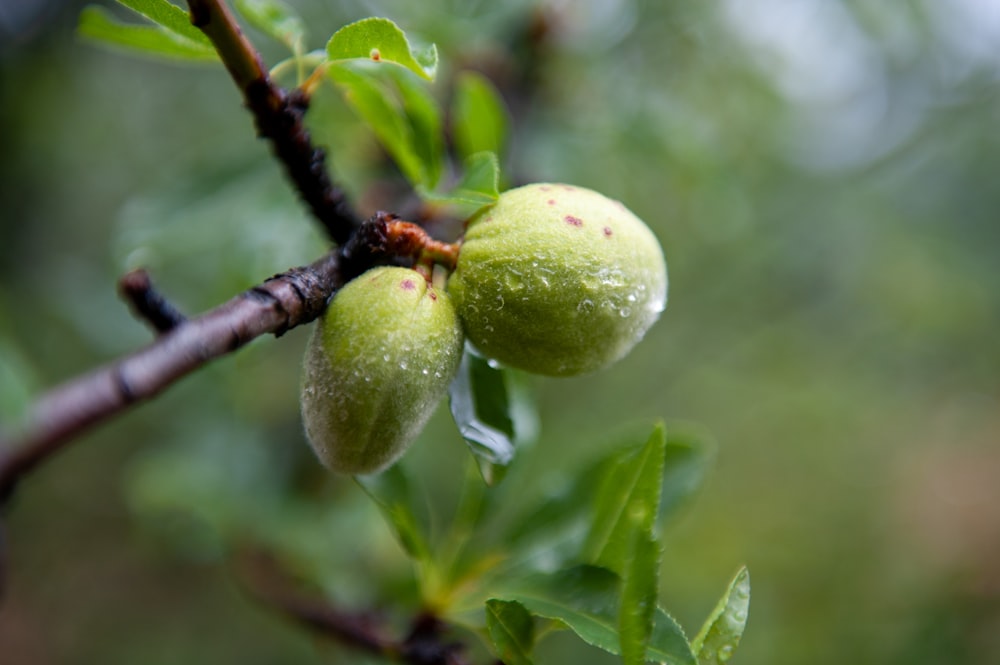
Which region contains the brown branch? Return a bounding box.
[236,550,476,665]
[0,251,341,502]
[188,0,360,245]
[118,268,188,333]
[0,213,409,503]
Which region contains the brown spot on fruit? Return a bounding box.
[401,279,416,290]
[548,199,556,205]
[603,226,614,237]
[565,215,583,227]
[428,291,438,301]
[370,48,382,61]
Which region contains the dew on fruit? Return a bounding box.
[421,368,429,375]
[383,353,391,362]
[619,307,632,317]
[487,358,501,369]
[505,274,525,292]
[717,646,734,663]
[495,295,505,310]
[597,268,626,287]
[577,299,595,313]
[399,360,408,370]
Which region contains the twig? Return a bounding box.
[235,550,476,665]
[188,0,360,245]
[118,268,188,334]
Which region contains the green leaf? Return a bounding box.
[452,71,509,162]
[78,6,218,61]
[233,0,305,53]
[448,346,516,485]
[692,567,751,665]
[583,423,667,574]
[356,465,431,563]
[619,521,661,665]
[485,599,536,665]
[114,0,212,45]
[326,17,437,80]
[419,151,500,218]
[496,565,694,665]
[327,61,428,187]
[660,424,715,524]
[386,67,444,189]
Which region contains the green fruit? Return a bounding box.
[301,267,464,474]
[447,183,667,376]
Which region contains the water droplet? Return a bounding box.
[577,299,595,313]
[484,324,495,332]
[383,353,391,362]
[364,375,372,382]
[495,295,505,310]
[732,608,747,623]
[434,371,443,378]
[619,307,632,318]
[717,645,734,662]
[627,293,637,303]
[421,368,429,375]
[487,358,501,369]
[399,360,408,370]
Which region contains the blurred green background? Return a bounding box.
[2,0,1000,663]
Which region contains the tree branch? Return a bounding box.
[0,212,414,503]
[0,251,339,502]
[188,0,360,245]
[235,550,477,665]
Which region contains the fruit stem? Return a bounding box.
[384,220,461,272]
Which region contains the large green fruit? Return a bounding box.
[447,183,667,376]
[301,267,464,474]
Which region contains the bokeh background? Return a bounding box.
[2,0,1000,663]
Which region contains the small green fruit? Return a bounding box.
[301,267,464,474]
[447,183,667,376]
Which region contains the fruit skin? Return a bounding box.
[447,183,667,376]
[301,267,464,474]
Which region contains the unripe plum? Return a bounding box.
[447,183,667,376]
[301,267,464,474]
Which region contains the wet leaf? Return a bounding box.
[692,567,750,665]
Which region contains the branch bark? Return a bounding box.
[188,0,360,245]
